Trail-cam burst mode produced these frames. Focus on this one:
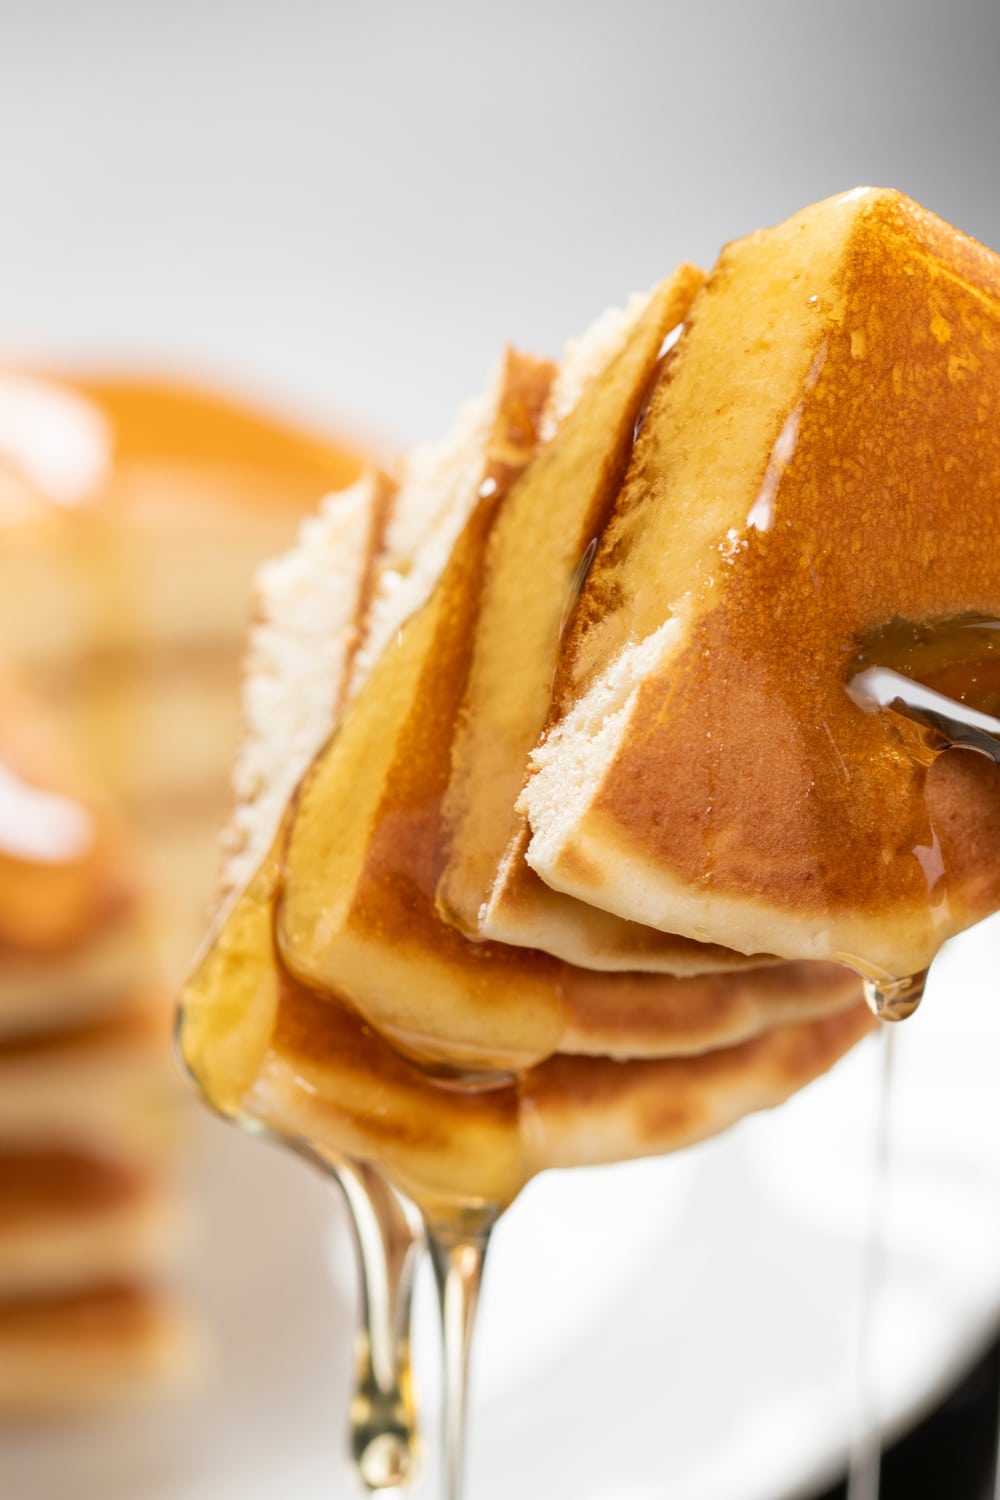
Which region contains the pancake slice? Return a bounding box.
[275,350,579,1072]
[435,267,762,974]
[559,959,861,1059]
[188,332,870,1109]
[178,210,895,1235]
[523,188,1000,983]
[223,469,395,898]
[247,976,871,1212]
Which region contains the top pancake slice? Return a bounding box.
[523,188,1000,983]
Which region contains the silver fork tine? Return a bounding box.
[848,666,1000,766]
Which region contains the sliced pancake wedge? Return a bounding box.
[559,959,861,1058]
[523,188,1000,986]
[186,329,869,1111]
[435,267,765,974]
[273,349,575,1072]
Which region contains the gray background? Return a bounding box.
[0,0,998,446]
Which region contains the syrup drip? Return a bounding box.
[233,1121,425,1491]
[846,1023,898,1500]
[557,538,598,644]
[424,1207,498,1500]
[861,970,927,1023]
[332,1158,423,1491]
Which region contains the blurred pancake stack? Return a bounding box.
[0,671,192,1412]
[0,370,363,1411]
[0,370,363,976]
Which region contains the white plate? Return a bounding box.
[5,915,1000,1500]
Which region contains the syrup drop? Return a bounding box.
[357,1432,413,1490]
[861,970,927,1023]
[290,1144,424,1492]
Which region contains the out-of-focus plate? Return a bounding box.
[5,915,1000,1500]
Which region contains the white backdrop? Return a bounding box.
[0,0,997,447]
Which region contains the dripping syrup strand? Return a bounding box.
[336,1161,424,1490]
[845,1022,898,1500]
[424,1207,498,1500]
[289,1142,424,1491]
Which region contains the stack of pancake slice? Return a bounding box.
[181,192,1000,1217]
[0,371,364,1410]
[0,671,195,1414]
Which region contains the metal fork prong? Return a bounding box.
[848,666,1000,766]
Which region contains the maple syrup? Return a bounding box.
[314,1151,422,1492]
[846,1025,897,1500]
[427,1212,497,1500]
[842,610,1000,1018]
[861,972,927,1024]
